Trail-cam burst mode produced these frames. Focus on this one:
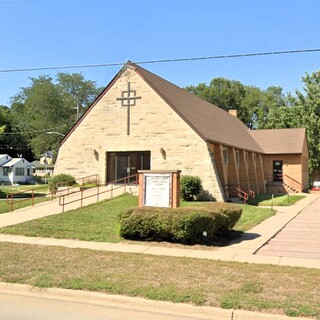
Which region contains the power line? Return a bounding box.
[0,0,39,4]
[1,48,320,74]
[0,124,69,135]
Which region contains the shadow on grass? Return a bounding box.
[208,231,261,247]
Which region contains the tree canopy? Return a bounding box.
[8,73,102,159]
[185,72,320,179]
[185,79,287,129]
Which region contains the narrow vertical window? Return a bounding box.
[235,150,240,167]
[223,147,228,166]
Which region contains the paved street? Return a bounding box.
[0,283,224,320]
[0,283,309,320]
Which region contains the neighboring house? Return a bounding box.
[32,160,54,177]
[54,62,309,201]
[0,154,33,185]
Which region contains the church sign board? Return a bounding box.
[138,170,181,208]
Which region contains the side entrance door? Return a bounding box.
[273,160,283,182]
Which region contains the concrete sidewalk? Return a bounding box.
[0,191,319,269]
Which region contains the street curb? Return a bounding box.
[0,282,312,320]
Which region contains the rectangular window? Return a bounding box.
[244,152,249,169]
[222,148,228,166]
[235,150,240,167]
[3,167,11,176]
[15,167,25,176]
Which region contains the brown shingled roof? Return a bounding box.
[64,62,303,155]
[130,62,263,153]
[249,128,306,154]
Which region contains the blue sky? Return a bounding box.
[0,0,320,106]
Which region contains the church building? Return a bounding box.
[54,62,309,201]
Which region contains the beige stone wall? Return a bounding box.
[54,68,224,201]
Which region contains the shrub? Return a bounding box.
[48,174,75,193]
[119,203,242,244]
[180,175,202,201]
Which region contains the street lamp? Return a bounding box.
[46,131,65,137]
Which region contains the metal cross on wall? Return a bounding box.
[116,82,141,135]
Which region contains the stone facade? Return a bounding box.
[54,68,225,201]
[55,63,309,201]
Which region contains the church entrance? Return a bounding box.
[273,160,283,182]
[107,151,150,183]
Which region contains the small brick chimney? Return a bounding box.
[228,109,238,117]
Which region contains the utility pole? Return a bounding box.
[74,102,80,121]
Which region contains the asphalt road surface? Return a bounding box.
[0,284,218,320]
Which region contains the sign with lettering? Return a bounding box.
[143,174,171,207]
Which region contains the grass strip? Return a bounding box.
[0,242,319,318]
[248,194,305,206]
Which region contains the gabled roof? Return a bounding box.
[62,62,263,152]
[249,128,306,154]
[2,158,22,167]
[61,62,306,155]
[1,158,32,167]
[131,62,263,153]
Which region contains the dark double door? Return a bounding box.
[107,151,150,183]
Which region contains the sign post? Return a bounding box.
[138,170,181,208]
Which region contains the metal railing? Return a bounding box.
[235,187,249,204]
[6,174,100,212]
[59,174,139,212]
[223,185,252,204]
[283,174,302,192]
[249,189,256,198]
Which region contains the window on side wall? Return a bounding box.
[223,147,228,166]
[244,152,249,169]
[235,150,240,167]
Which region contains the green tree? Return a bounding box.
[10,73,101,159]
[289,71,320,178]
[0,105,32,158]
[56,72,102,121]
[185,78,287,129]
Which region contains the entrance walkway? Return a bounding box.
[0,192,319,269]
[256,196,320,259]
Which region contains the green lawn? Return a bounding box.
[0,242,319,319]
[236,204,275,231]
[0,194,275,242]
[0,184,51,214]
[248,194,305,206]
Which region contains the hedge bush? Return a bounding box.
[119,203,242,244]
[48,173,76,193]
[180,175,202,201]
